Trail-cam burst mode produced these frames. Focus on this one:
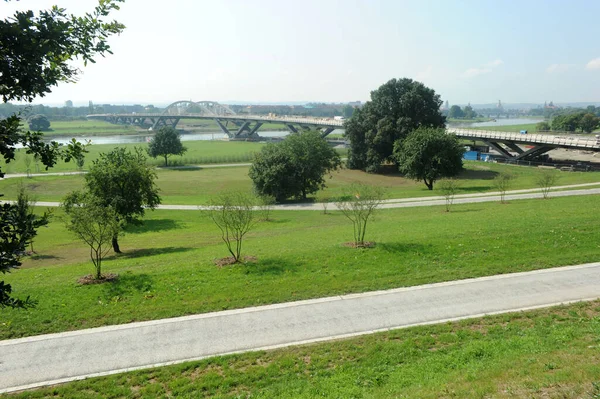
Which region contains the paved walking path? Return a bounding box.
[1,262,599,393]
[4,184,600,211]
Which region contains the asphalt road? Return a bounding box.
[1,262,599,393]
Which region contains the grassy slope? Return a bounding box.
[45,120,140,136]
[4,300,600,398]
[1,161,599,205]
[0,141,266,174]
[2,195,600,339]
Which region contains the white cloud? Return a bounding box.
[485,59,504,68]
[462,60,503,78]
[586,58,600,70]
[462,67,492,78]
[546,64,575,74]
[415,65,433,81]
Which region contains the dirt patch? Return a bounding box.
[341,242,376,249]
[214,256,258,267]
[77,273,119,285]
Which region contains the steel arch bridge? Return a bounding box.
[87,100,342,139]
[87,101,600,161]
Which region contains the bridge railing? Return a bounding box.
[448,128,600,149]
[215,115,345,127]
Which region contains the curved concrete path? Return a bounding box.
[1,262,599,393]
[3,184,600,211]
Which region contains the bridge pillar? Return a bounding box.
[514,145,555,160]
[152,117,181,130]
[215,119,233,138]
[321,127,335,138]
[235,121,251,137]
[482,141,514,159]
[504,142,524,155]
[286,124,299,133]
[248,122,263,136]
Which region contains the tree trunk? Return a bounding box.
[112,235,121,253]
[424,179,434,190]
[164,155,168,167]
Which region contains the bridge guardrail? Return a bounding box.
[448,128,600,150]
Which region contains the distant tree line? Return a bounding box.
[549,112,600,133]
[530,105,600,119]
[0,102,359,121]
[229,103,357,118]
[0,103,162,121]
[446,105,479,119]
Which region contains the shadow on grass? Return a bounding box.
[443,208,483,214]
[157,166,202,171]
[458,169,500,180]
[457,186,494,193]
[262,218,291,224]
[112,246,195,260]
[378,242,429,254]
[242,258,302,276]
[126,219,182,234]
[103,273,153,299]
[29,254,60,261]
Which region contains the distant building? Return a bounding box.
[64,100,73,108]
[544,101,558,110]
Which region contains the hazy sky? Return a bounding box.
[3,0,600,106]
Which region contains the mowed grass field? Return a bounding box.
[40,119,141,136]
[178,118,287,131]
[1,161,600,205]
[0,140,267,175]
[2,194,600,340]
[4,300,599,398]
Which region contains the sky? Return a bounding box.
[3,0,600,106]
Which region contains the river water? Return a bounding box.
[450,118,543,128]
[47,119,538,146]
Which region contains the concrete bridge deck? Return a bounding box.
[87,111,600,161]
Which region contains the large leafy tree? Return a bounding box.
[580,113,600,133]
[344,78,446,173]
[249,131,341,202]
[0,0,125,308]
[82,147,161,253]
[27,115,51,131]
[394,127,464,190]
[448,105,464,119]
[147,126,187,166]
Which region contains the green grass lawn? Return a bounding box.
[4,300,599,398]
[43,120,141,136]
[2,194,600,340]
[0,140,266,175]
[1,161,599,205]
[178,118,287,131]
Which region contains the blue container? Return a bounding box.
[463,151,480,161]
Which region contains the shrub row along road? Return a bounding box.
[1,263,599,393]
